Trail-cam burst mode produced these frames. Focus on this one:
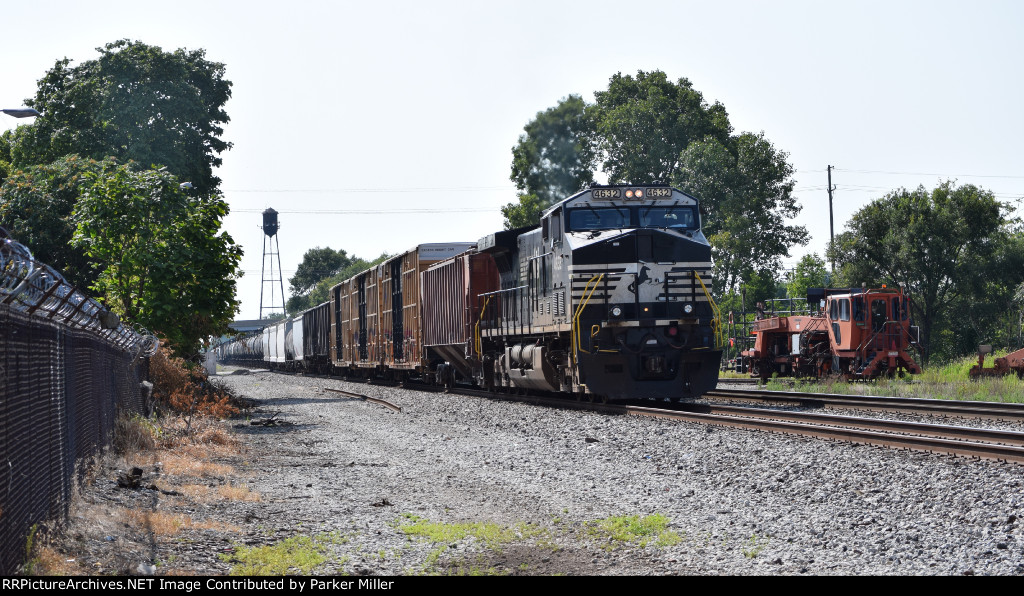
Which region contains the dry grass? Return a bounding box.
[112,414,156,455]
[157,453,235,478]
[121,510,243,537]
[217,483,261,502]
[122,510,192,537]
[26,545,80,576]
[22,372,252,576]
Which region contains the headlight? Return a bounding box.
[610,306,623,318]
[684,303,694,314]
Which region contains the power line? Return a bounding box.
[834,168,1024,180]
[223,186,510,194]
[231,208,496,214]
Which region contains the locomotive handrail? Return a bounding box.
[571,273,604,358]
[693,271,723,349]
[474,295,492,360]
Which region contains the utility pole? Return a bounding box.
[827,165,836,272]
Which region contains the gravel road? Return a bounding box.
[52,370,1024,575]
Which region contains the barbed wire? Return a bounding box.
[0,230,159,357]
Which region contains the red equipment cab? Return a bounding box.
[741,287,921,381]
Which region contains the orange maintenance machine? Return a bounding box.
[741,287,921,381]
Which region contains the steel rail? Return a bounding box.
[322,387,402,412]
[449,388,1024,464]
[683,402,1024,447]
[621,404,1024,464]
[705,388,1024,421]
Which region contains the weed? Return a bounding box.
[23,524,39,575]
[217,483,260,502]
[219,533,344,575]
[742,534,767,558]
[113,413,157,455]
[585,514,680,550]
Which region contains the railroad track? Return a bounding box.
[446,388,1024,465]
[704,388,1024,421]
[267,368,1024,464]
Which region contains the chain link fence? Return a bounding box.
[1,230,159,574]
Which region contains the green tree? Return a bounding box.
[505,71,806,296]
[674,132,808,296]
[71,161,242,358]
[12,40,231,194]
[503,95,597,229]
[286,253,391,314]
[594,70,731,183]
[500,192,544,230]
[828,181,1020,363]
[0,155,109,289]
[289,247,352,298]
[785,253,829,302]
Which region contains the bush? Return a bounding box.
[149,345,240,418]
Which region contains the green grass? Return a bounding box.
[219,533,347,575]
[585,514,681,549]
[395,511,683,574]
[396,513,546,550]
[755,355,1024,403]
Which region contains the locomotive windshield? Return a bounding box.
[639,206,696,230]
[568,205,698,232]
[567,207,629,231]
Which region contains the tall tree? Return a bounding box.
[828,181,1020,363]
[286,247,352,313]
[12,40,232,194]
[503,95,597,229]
[71,161,242,358]
[674,132,808,296]
[0,155,108,289]
[594,70,731,183]
[786,253,829,302]
[289,247,352,297]
[504,71,806,296]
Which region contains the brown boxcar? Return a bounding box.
[330,243,474,375]
[421,250,501,381]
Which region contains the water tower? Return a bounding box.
[260,208,287,320]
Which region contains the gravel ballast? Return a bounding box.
[54,370,1024,575]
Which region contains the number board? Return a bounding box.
[591,189,621,200]
[646,187,673,199]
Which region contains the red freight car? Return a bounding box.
[421,250,501,386]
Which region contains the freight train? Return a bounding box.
[216,184,723,401]
[738,286,921,380]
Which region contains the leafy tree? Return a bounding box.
[500,192,544,230]
[594,70,731,183]
[503,95,597,229]
[71,161,242,358]
[12,40,231,194]
[289,247,352,298]
[286,253,390,314]
[0,155,109,288]
[505,71,806,296]
[828,181,1020,363]
[785,253,829,303]
[674,132,808,296]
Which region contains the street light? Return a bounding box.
[1,108,40,118]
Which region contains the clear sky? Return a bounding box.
[2,0,1022,320]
